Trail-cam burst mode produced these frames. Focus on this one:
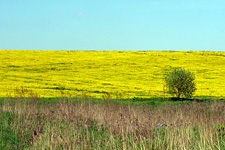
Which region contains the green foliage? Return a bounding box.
[165,67,196,99]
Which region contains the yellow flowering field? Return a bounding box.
[0,50,224,98]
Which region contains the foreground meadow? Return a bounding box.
[1,97,225,149]
[0,50,225,98]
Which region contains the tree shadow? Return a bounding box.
[170,97,205,102]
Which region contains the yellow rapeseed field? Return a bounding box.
[0,50,224,98]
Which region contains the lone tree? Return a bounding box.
[164,67,196,99]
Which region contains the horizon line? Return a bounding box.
[1,49,225,52]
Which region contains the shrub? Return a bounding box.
[164,67,196,99]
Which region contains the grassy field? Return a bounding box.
[1,50,225,149]
[0,50,225,98]
[1,97,225,149]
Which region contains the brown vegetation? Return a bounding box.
[1,98,225,149]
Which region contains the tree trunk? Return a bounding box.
[177,93,180,100]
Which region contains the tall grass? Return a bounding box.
[1,97,225,149]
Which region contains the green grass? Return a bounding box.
[1,95,221,107]
[0,111,31,150]
[1,97,225,149]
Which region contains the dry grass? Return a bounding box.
[1,98,225,149]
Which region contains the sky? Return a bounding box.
[0,0,225,51]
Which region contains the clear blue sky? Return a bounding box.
[0,0,225,51]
